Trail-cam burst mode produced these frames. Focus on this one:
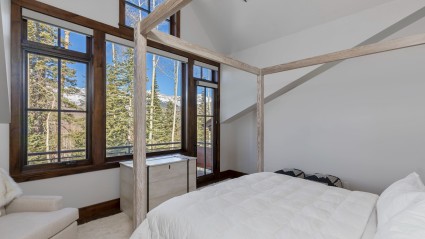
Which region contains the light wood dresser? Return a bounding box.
[120,154,196,218]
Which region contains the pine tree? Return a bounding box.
[106,44,134,156]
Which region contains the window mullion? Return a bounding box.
[57,58,62,163]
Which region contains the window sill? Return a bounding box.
[12,162,120,183]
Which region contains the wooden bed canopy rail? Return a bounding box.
[133,0,425,228]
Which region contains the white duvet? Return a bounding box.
[131,172,378,239]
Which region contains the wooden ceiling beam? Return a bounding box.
[147,29,261,75]
[262,33,425,75]
[139,0,192,36]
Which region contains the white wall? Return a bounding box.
[0,0,216,208]
[221,3,425,194]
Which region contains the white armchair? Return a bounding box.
[0,195,78,239]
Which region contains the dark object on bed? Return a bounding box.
[305,173,343,188]
[275,168,305,178]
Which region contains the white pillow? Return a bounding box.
[377,172,425,229]
[0,168,22,208]
[374,199,425,239]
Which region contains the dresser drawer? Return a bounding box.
[148,161,188,210]
[149,161,187,183]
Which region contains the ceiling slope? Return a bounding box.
[220,0,425,123]
[192,0,394,54]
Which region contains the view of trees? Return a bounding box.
[105,0,182,157]
[196,87,214,176]
[25,0,200,165]
[105,43,182,157]
[27,20,87,165]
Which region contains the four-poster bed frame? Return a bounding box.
[132,0,425,228]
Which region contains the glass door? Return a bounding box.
[197,86,215,176]
[193,64,218,178]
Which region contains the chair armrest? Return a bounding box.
[5,195,64,214]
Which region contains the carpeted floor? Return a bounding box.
[78,213,132,239]
[77,179,231,238]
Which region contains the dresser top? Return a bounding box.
[120,154,196,168]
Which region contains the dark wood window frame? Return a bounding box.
[22,21,92,169]
[10,0,219,183]
[193,67,221,184]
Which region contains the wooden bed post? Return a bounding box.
[257,72,264,172]
[133,23,148,229]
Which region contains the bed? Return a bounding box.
[131,172,378,239]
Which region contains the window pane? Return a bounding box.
[197,115,205,177]
[146,53,182,153]
[27,111,58,164]
[61,112,86,161]
[125,4,148,28]
[105,42,135,157]
[151,0,166,10]
[197,86,205,116]
[27,20,58,47]
[202,68,212,81]
[60,29,87,53]
[157,20,171,34]
[193,65,201,78]
[61,60,87,111]
[126,0,149,11]
[106,43,183,156]
[28,54,59,110]
[28,153,58,165]
[205,116,214,175]
[205,88,214,116]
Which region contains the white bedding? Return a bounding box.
[131,172,378,239]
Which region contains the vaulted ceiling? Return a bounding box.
[191,0,394,54]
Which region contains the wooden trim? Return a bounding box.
[186,59,197,157]
[133,24,148,228]
[257,73,264,172]
[12,0,134,41]
[13,162,120,183]
[197,170,247,188]
[78,199,121,225]
[171,11,181,38]
[219,170,247,179]
[139,0,191,35]
[119,0,125,29]
[262,33,425,75]
[10,2,24,177]
[91,30,107,166]
[214,65,221,178]
[147,30,260,75]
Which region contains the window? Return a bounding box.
[105,41,184,158]
[123,0,176,35]
[10,2,216,182]
[193,65,213,81]
[24,19,90,166]
[194,63,219,178]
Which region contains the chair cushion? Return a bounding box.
[0,208,78,239]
